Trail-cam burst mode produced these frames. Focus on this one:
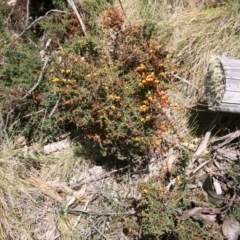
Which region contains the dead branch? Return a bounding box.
[68,208,135,216]
[8,9,66,47]
[23,56,49,99]
[192,131,211,163]
[212,130,240,150]
[118,0,130,26]
[48,94,62,118]
[191,160,209,176]
[173,74,198,89]
[24,0,30,28]
[66,0,88,39]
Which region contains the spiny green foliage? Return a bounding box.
[48,22,180,160]
[126,181,224,239]
[2,45,41,87]
[1,0,185,159]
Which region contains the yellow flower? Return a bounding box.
[161,95,166,100]
[155,140,161,146]
[148,96,153,101]
[138,82,143,87]
[104,86,109,91]
[140,118,145,122]
[66,69,71,74]
[160,72,167,79]
[136,63,145,72]
[142,189,148,194]
[115,96,121,101]
[139,105,148,112]
[52,77,60,83]
[108,94,114,100]
[176,176,181,185]
[145,116,151,121]
[86,74,91,78]
[110,105,116,110]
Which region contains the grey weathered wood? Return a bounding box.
[205,56,240,113]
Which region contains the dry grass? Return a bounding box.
[0,149,70,240]
[0,145,138,239]
[123,0,240,105]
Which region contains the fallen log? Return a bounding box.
[205,56,240,113]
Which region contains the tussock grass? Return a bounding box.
[123,1,240,105]
[0,155,38,239]
[164,4,240,102]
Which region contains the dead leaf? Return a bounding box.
[213,177,222,195]
[192,213,216,223]
[222,216,240,240]
[179,207,222,221]
[199,174,225,205]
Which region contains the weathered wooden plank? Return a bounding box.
[222,98,240,105]
[215,105,240,113]
[205,56,240,113]
[225,79,240,86]
[225,76,240,80]
[219,57,240,67]
[216,102,240,112]
[223,91,240,99]
[223,67,240,70]
[224,69,240,79]
[225,86,240,92]
[222,92,240,104]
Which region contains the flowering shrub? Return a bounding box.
[48,31,180,160]
[1,2,184,159]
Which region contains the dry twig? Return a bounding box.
[66,0,88,39]
[192,131,211,163]
[8,10,66,47]
[212,130,240,150]
[48,94,62,118]
[68,208,135,216]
